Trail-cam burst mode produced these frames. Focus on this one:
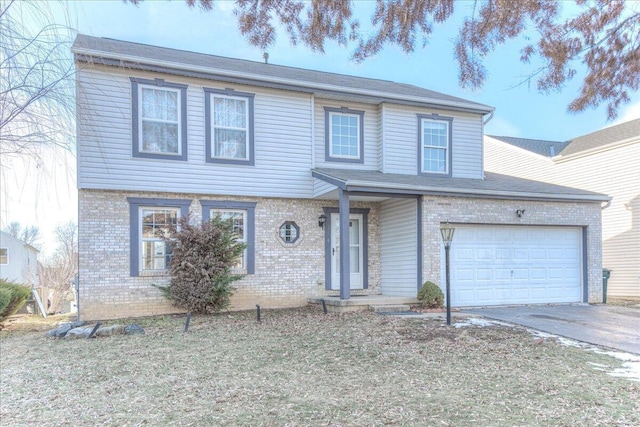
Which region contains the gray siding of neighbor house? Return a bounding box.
[380,198,418,297]
[77,66,314,198]
[381,104,484,179]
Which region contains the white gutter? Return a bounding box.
[73,46,494,114]
[343,179,611,202]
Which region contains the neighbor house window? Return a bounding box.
[0,248,7,265]
[204,88,255,165]
[130,78,188,160]
[201,201,257,274]
[324,107,365,163]
[127,198,191,276]
[418,114,453,176]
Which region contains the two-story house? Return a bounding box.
[73,35,608,320]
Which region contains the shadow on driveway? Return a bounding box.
[463,304,640,355]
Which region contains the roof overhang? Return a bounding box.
[73,49,494,116]
[312,169,610,203]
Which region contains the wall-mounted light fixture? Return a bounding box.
[318,213,327,229]
[516,209,525,218]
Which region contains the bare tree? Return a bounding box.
[3,222,41,247]
[0,0,76,161]
[38,222,77,313]
[128,0,640,119]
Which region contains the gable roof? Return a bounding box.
[72,34,493,115]
[561,118,640,156]
[489,118,640,158]
[0,230,40,254]
[486,135,569,157]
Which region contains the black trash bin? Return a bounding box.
[602,269,612,303]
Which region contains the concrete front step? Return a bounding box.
[308,296,418,313]
[369,304,412,313]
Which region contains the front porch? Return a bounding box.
[308,295,419,313]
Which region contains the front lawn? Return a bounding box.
[1,308,638,426]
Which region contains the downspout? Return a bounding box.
[310,94,315,167]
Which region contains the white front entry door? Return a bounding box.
[331,213,364,290]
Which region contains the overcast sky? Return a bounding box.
[3,0,639,255]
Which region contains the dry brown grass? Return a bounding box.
[1,307,639,426]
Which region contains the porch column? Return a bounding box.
[339,188,350,300]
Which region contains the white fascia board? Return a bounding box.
[73,47,493,114]
[553,137,640,163]
[345,179,611,202]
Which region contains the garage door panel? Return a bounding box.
[447,225,582,306]
[476,269,492,281]
[531,268,546,280]
[476,248,493,260]
[530,249,546,260]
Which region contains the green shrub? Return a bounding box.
[0,279,32,322]
[417,281,444,308]
[159,215,247,314]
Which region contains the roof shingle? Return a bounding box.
[72,34,493,113]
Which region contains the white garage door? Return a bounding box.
[446,225,583,306]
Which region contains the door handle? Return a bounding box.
[332,248,335,255]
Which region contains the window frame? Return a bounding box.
[324,107,365,164]
[204,88,255,166]
[279,221,300,244]
[417,114,453,176]
[201,200,256,274]
[130,77,188,161]
[0,248,7,265]
[209,209,248,271]
[127,197,191,276]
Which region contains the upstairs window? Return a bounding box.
[205,88,255,165]
[418,115,453,176]
[130,78,188,160]
[324,107,364,163]
[0,248,7,265]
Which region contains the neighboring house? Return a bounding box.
[485,119,640,299]
[0,230,39,287]
[73,35,609,321]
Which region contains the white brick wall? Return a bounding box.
[79,189,603,320]
[78,189,380,320]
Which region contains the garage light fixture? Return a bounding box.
[440,221,455,249]
[440,221,455,326]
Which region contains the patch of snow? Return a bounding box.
[453,317,514,328]
[526,329,640,382]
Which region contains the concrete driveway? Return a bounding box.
[463,304,640,355]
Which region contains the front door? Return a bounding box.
[330,213,364,290]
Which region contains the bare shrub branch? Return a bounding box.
[126,0,640,118]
